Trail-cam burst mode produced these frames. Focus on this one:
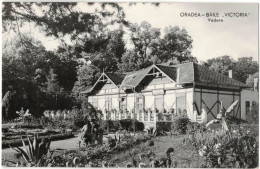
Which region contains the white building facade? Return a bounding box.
[82,62,249,127]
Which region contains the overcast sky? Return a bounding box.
[120,3,258,61]
[5,2,258,62]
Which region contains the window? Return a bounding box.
[245,101,250,115]
[105,97,112,111]
[91,98,98,109]
[154,96,164,111]
[119,97,127,110]
[136,97,144,112]
[176,96,186,115]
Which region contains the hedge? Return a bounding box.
[101,119,144,132]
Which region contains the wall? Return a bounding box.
[194,88,240,121]
[241,90,259,120]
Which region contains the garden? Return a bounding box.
[2,105,259,168]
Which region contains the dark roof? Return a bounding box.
[193,63,248,88]
[106,73,126,86]
[82,62,248,94]
[155,65,177,81]
[121,66,153,88]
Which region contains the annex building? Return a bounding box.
[82,62,254,127]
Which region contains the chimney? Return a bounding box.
[228,70,233,79]
[176,67,180,84]
[254,78,258,91]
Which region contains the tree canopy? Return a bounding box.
[4,2,256,120]
[206,56,258,84]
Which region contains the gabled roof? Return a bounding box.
[106,73,126,86]
[121,66,153,88]
[155,65,177,81]
[193,63,248,88]
[81,72,126,94]
[82,62,249,94]
[161,62,249,88]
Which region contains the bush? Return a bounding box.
[135,120,145,131]
[101,120,144,132]
[156,122,172,132]
[187,122,206,133]
[2,132,74,148]
[171,117,190,134]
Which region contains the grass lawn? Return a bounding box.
[105,135,205,167]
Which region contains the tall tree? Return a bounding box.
[246,72,259,90]
[157,26,193,63]
[46,69,63,94]
[129,21,160,61]
[206,55,235,76]
[234,57,258,83]
[3,2,127,41]
[206,56,258,83]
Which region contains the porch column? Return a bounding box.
[103,110,107,120]
[142,112,145,121]
[119,111,122,120]
[148,111,151,121]
[113,110,116,120]
[131,109,134,119]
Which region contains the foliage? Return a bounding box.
[171,117,190,134]
[9,134,51,167]
[234,57,259,83]
[3,3,127,39]
[156,122,172,132]
[206,56,258,83]
[246,72,259,89]
[206,55,235,76]
[2,36,80,119]
[46,69,63,94]
[188,123,259,168]
[118,23,194,72]
[102,119,144,132]
[3,133,74,148]
[246,101,259,124]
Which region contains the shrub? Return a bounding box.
[135,120,145,131]
[187,122,206,134]
[171,117,190,134]
[119,119,133,131]
[156,122,172,132]
[101,120,144,132]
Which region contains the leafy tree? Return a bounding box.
[234,57,258,83]
[206,55,235,76]
[206,56,258,83]
[118,50,153,72]
[246,72,259,90]
[2,2,127,40]
[156,26,193,63]
[72,28,126,93]
[119,23,194,72]
[129,21,160,61]
[73,63,101,93]
[46,69,63,94]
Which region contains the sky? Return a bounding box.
[3,2,259,62]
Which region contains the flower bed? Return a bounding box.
[187,123,258,168]
[2,133,151,167]
[2,132,74,148]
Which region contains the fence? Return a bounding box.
[102,109,177,122]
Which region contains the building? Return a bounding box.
[81,62,250,128]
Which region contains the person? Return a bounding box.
[78,119,91,147]
[90,119,99,144]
